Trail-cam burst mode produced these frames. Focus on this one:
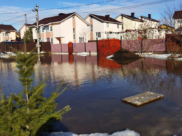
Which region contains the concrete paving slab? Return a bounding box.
[122,92,164,106]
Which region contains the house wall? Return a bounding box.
[175,19,182,29]
[75,16,90,43]
[60,17,74,43]
[92,17,104,40]
[20,25,26,39]
[52,23,62,44]
[9,32,16,41]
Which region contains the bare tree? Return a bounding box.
[122,21,164,54]
[79,27,90,43]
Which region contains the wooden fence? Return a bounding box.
[166,34,182,52]
[0,42,51,53]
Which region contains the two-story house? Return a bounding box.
[138,14,160,29]
[85,14,122,40]
[115,13,143,31]
[20,12,90,44]
[173,10,182,31]
[0,25,17,42]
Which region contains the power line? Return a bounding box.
[40,0,134,11]
[8,0,175,27]
[0,12,33,23]
[0,0,133,15]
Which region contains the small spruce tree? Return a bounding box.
[0,38,70,136]
[22,27,34,43]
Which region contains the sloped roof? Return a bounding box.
[32,13,74,25]
[32,12,89,26]
[140,16,160,22]
[89,14,122,24]
[117,14,143,22]
[173,10,182,19]
[0,25,16,31]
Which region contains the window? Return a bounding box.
[50,38,53,44]
[122,16,123,19]
[122,24,123,30]
[38,27,41,33]
[73,17,75,19]
[117,24,119,28]
[91,25,93,32]
[50,26,53,31]
[106,23,109,27]
[73,28,75,39]
[96,32,101,38]
[46,26,49,32]
[42,27,44,33]
[98,32,101,37]
[79,37,84,43]
[3,32,9,36]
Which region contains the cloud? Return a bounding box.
[0,0,181,30]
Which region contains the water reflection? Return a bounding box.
[1,55,182,135]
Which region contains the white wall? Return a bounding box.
[92,17,104,40]
[20,25,26,39]
[9,32,16,40]
[175,19,182,29]
[75,16,90,43]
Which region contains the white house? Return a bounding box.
[85,14,123,40]
[138,14,160,29]
[173,10,182,31]
[115,13,144,32]
[20,12,90,44]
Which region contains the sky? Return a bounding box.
[0,0,181,30]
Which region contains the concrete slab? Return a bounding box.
[122,92,164,106]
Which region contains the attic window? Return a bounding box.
[73,17,75,19]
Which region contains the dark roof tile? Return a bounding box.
[140,16,159,22]
[0,25,16,31]
[119,14,143,22]
[32,13,75,25]
[173,10,182,19]
[90,14,121,23]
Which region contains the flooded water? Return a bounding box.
[1,55,182,136]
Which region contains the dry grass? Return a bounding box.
[112,49,140,65]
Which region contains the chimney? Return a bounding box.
[148,14,151,19]
[59,13,66,16]
[131,12,135,18]
[105,15,110,19]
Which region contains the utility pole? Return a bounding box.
[25,14,27,32]
[33,5,40,54]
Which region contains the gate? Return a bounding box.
[98,39,121,55]
[68,42,73,54]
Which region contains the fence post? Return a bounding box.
[120,36,122,49]
[165,35,167,53]
[141,38,143,54]
[84,42,86,52]
[108,35,109,55]
[96,37,98,53]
